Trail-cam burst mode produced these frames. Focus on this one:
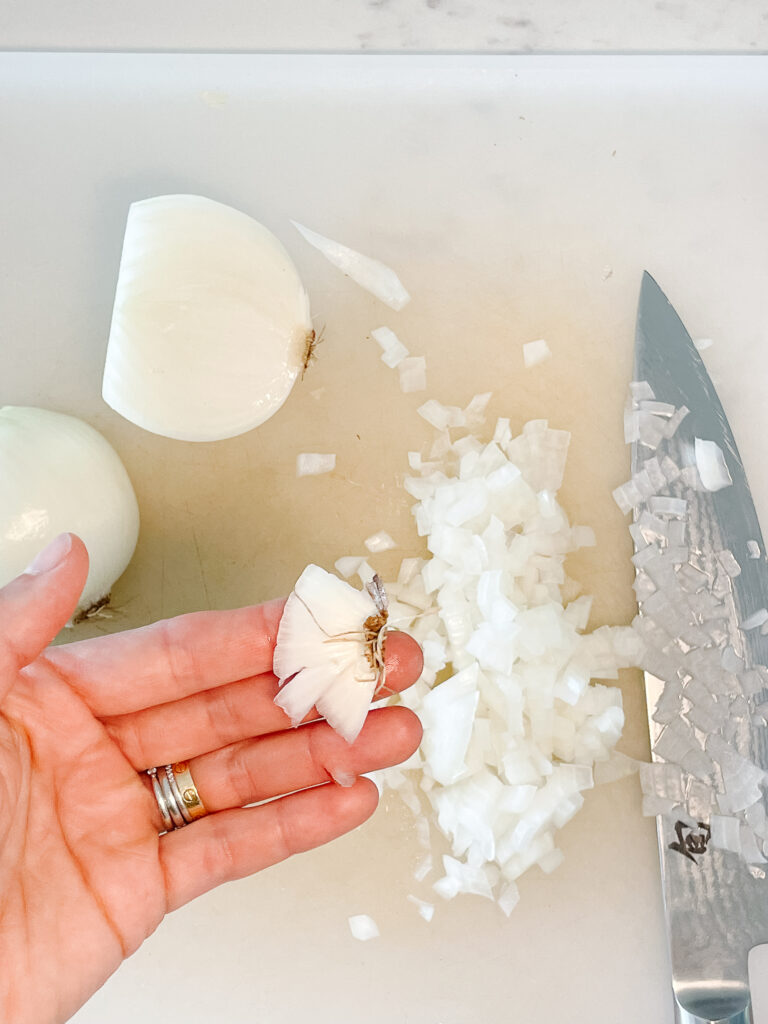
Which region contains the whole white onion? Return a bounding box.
[0,406,140,616]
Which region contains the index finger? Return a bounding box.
[45,599,286,716]
[44,600,422,719]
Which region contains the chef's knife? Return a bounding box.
[632,272,768,1024]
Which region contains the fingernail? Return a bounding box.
[25,533,72,575]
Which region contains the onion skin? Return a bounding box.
[0,406,140,616]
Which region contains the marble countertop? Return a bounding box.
[1,0,766,53]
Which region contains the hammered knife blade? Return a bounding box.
[631,272,768,1024]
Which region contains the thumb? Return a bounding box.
[0,533,89,695]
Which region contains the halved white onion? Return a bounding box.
[0,406,139,616]
[103,194,312,442]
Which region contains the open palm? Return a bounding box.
[0,534,423,1024]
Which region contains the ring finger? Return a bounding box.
[147,704,421,830]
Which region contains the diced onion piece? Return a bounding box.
[463,393,492,429]
[710,815,742,854]
[747,540,761,559]
[348,914,380,941]
[420,666,480,785]
[364,531,397,554]
[624,407,640,443]
[648,496,687,517]
[695,438,733,492]
[497,882,520,916]
[593,752,640,784]
[417,399,465,432]
[694,338,713,351]
[741,608,768,631]
[413,853,433,882]
[522,339,552,368]
[335,555,363,578]
[630,381,655,401]
[663,406,689,439]
[292,221,410,310]
[397,557,423,586]
[493,418,512,445]
[296,453,336,476]
[371,326,409,368]
[406,895,435,921]
[356,560,376,586]
[104,195,312,442]
[639,400,675,417]
[717,549,742,578]
[398,356,428,393]
[740,825,767,864]
[640,417,664,449]
[572,525,596,549]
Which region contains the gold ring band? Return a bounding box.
[169,761,207,820]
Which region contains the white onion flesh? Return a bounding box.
[371,327,409,368]
[406,895,435,921]
[694,438,733,492]
[103,195,312,442]
[292,221,410,311]
[364,531,397,554]
[522,339,552,368]
[335,555,364,578]
[0,406,139,616]
[398,356,428,394]
[347,914,380,941]
[296,453,336,477]
[360,402,638,912]
[273,564,386,744]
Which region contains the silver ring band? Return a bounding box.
[159,769,187,829]
[165,764,193,825]
[146,761,207,833]
[147,767,174,832]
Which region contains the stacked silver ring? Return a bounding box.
[147,762,207,833]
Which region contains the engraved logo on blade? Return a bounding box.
[669,820,711,864]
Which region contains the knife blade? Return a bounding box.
[631,272,768,1024]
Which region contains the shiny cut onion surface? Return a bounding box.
[103,194,312,442]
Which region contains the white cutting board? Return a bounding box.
[2,54,768,1024]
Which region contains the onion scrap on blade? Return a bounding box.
[273,564,390,744]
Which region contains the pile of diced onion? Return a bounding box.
[293,228,643,916]
[362,406,643,913]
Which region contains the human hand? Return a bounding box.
[0,534,423,1024]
